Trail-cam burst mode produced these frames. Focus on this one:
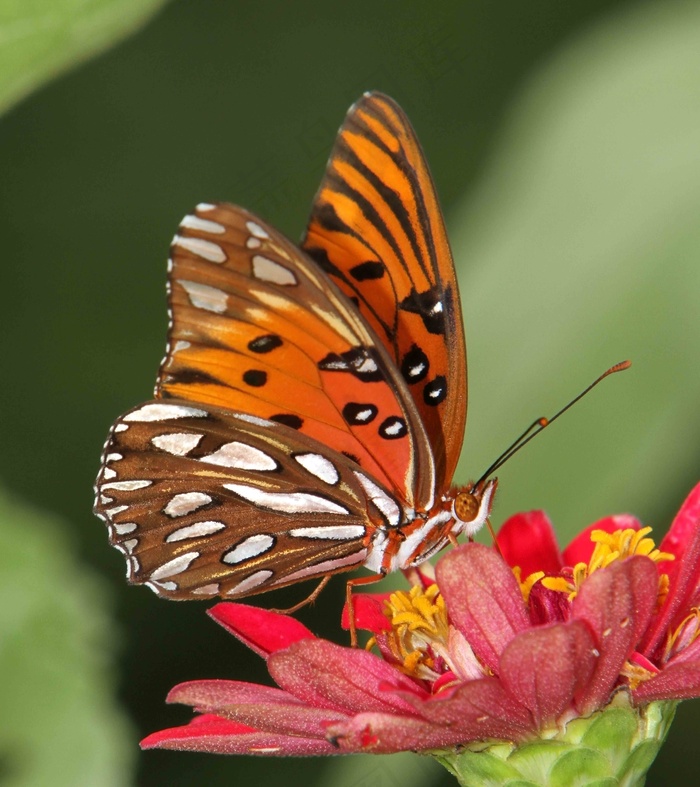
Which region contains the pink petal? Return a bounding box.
[268,638,425,715]
[407,677,534,742]
[633,662,700,703]
[166,680,349,739]
[497,511,563,575]
[141,714,337,755]
[659,482,700,562]
[572,556,658,715]
[167,680,303,708]
[499,621,596,728]
[562,515,642,567]
[207,603,315,658]
[436,543,530,672]
[528,581,571,625]
[325,711,484,753]
[341,592,392,634]
[643,485,700,657]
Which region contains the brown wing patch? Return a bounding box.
[93,399,402,599]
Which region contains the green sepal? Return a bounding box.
[431,696,677,787]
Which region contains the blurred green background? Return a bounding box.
[1,0,699,785]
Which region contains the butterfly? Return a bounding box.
[94,92,496,608]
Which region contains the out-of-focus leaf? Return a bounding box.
[0,0,169,116]
[450,0,700,535]
[0,486,134,786]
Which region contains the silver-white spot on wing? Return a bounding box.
[245,220,270,239]
[353,472,401,526]
[114,522,138,535]
[150,551,200,581]
[166,520,226,542]
[114,424,129,433]
[100,495,113,505]
[173,340,191,352]
[106,452,123,461]
[178,279,229,313]
[173,234,226,263]
[196,202,216,212]
[252,255,297,286]
[163,491,213,518]
[222,534,275,564]
[226,569,274,595]
[246,237,262,249]
[102,480,152,492]
[102,467,117,480]
[278,549,368,585]
[223,483,350,515]
[288,525,365,540]
[201,441,278,471]
[234,413,276,428]
[180,215,226,234]
[192,583,220,595]
[105,505,129,517]
[151,432,204,456]
[293,453,339,485]
[124,403,208,422]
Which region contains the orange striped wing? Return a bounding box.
[302,92,466,488]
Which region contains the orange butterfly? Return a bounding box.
[94,93,495,608]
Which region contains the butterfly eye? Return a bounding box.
[453,490,480,524]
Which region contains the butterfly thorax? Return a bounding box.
[365,478,497,574]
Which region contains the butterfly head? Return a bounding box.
[450,477,498,539]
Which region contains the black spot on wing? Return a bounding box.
[400,344,429,384]
[243,369,267,387]
[270,414,304,429]
[378,416,408,440]
[400,285,447,336]
[350,261,385,281]
[248,334,282,353]
[342,402,378,425]
[423,376,447,406]
[318,348,383,382]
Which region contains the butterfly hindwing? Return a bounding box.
[302,92,466,488]
[94,399,406,598]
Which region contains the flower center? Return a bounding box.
[379,584,450,681]
[539,527,673,601]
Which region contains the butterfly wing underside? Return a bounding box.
[303,92,466,488]
[157,202,436,507]
[94,399,400,599]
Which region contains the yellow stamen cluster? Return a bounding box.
[513,566,545,602]
[379,584,450,680]
[541,527,673,602]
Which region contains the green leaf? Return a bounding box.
[0,0,169,116]
[0,485,134,787]
[450,0,700,534]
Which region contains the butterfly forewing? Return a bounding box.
[157,203,436,508]
[302,92,466,488]
[94,399,407,598]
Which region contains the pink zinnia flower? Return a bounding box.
[142,484,700,785]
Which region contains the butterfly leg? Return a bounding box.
[270,575,333,615]
[345,571,387,648]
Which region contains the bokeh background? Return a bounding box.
[1,0,699,785]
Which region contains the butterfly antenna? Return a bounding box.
[475,360,631,487]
